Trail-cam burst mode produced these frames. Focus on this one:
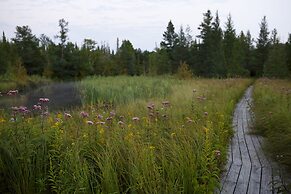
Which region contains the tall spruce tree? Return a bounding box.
[223,14,237,76]
[56,18,69,60]
[160,20,178,73]
[197,10,214,76]
[160,20,178,50]
[255,16,270,76]
[117,40,136,75]
[172,26,191,72]
[211,11,226,76]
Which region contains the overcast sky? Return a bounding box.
[0,0,290,51]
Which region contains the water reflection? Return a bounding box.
[0,82,82,111]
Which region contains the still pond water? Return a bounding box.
[0,82,82,111]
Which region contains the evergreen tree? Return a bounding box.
[160,20,178,50]
[56,18,69,60]
[12,25,44,75]
[244,30,255,75]
[148,49,170,75]
[160,20,178,73]
[255,16,270,76]
[264,43,288,77]
[0,32,11,74]
[270,28,279,45]
[117,40,136,75]
[172,26,191,72]
[197,10,214,76]
[223,14,237,75]
[286,34,291,73]
[211,11,226,76]
[39,34,54,77]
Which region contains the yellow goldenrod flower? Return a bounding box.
[0,118,6,123]
[57,113,62,119]
[99,127,104,135]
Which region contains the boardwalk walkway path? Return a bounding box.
[218,86,290,194]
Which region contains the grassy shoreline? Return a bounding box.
[0,75,52,92]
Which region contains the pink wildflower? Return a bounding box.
[186,117,193,123]
[42,111,49,116]
[97,114,103,120]
[132,117,140,121]
[87,120,94,125]
[11,106,19,112]
[110,111,116,117]
[106,117,113,121]
[39,98,49,103]
[33,105,42,110]
[7,90,18,96]
[147,103,155,110]
[118,121,125,126]
[162,100,170,108]
[64,113,72,118]
[80,111,89,118]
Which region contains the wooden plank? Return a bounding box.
[218,86,290,194]
[233,106,252,194]
[243,106,262,194]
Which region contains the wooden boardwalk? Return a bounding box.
[218,86,291,194]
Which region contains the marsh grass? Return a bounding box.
[79,76,175,105]
[0,77,251,193]
[253,78,291,170]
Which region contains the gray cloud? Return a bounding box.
[0,0,290,50]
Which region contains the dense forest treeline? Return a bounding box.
[0,10,291,80]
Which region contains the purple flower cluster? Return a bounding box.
[39,98,50,103]
[7,90,18,96]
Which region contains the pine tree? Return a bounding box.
[160,20,178,50]
[12,25,44,75]
[223,14,237,75]
[255,16,270,76]
[197,10,214,76]
[211,11,226,76]
[172,26,191,72]
[56,18,69,60]
[117,40,136,75]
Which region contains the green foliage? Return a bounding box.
[0,78,252,193]
[116,40,136,75]
[12,26,45,75]
[79,76,175,105]
[253,79,291,175]
[254,16,270,77]
[160,20,178,50]
[0,14,290,79]
[286,34,291,74]
[176,62,193,79]
[264,44,289,78]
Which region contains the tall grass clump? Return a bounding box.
[78,76,176,105]
[253,78,291,170]
[0,77,252,193]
